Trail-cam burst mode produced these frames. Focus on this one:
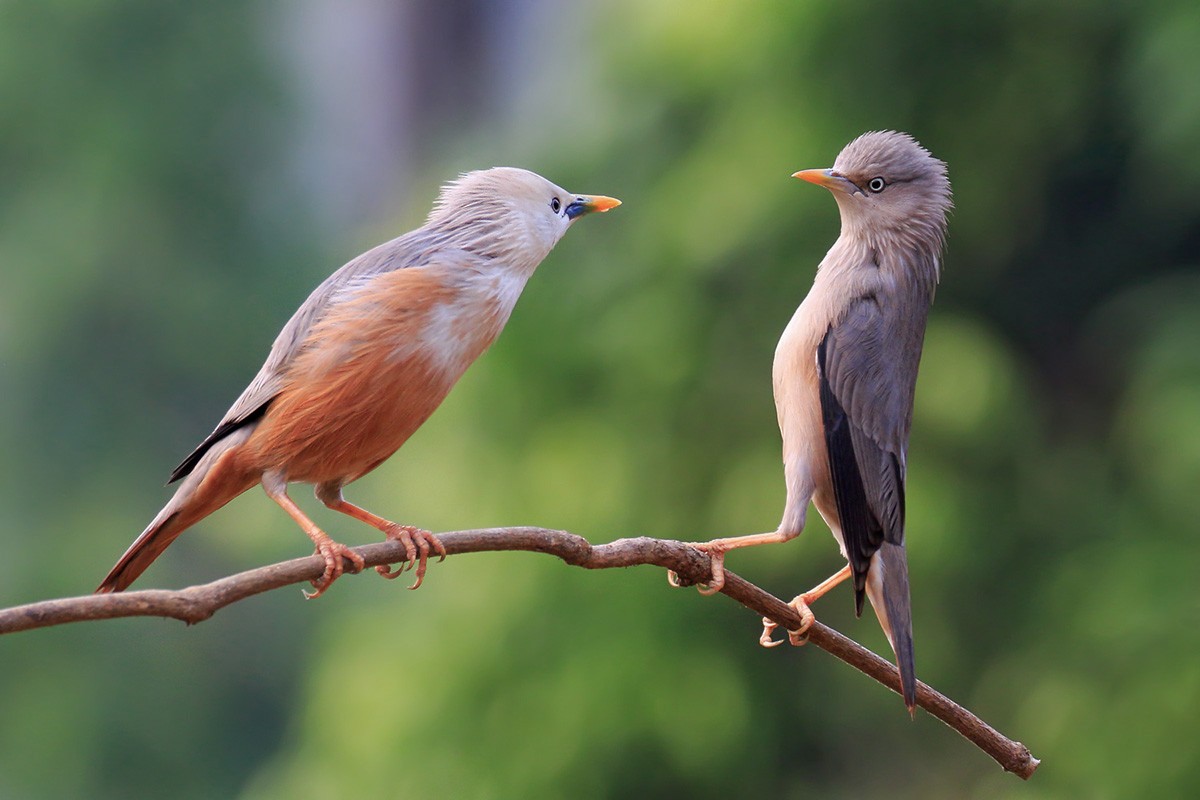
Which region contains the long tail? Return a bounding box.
[97,435,256,593]
[865,541,916,712]
[96,502,191,593]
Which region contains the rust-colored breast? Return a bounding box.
[242,265,513,485]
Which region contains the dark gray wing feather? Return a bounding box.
[816,278,931,613]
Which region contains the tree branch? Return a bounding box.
[0,527,1038,779]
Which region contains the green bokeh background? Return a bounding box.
[2,1,1199,797]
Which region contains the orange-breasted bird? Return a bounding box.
[97,167,620,597]
[684,132,950,710]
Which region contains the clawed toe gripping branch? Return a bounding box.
[0,526,1038,779]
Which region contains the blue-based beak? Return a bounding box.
[565,194,621,220]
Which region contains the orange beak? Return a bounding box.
[565,195,622,219]
[792,168,858,195]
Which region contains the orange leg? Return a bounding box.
[262,475,365,599]
[760,564,852,647]
[316,486,446,590]
[669,530,797,595]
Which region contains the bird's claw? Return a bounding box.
[376,525,445,589]
[304,539,366,599]
[667,543,727,595]
[760,596,815,648]
[697,574,724,596]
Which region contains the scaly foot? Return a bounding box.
[668,531,798,595]
[667,541,729,595]
[759,564,852,646]
[760,595,816,647]
[376,525,446,589]
[305,539,366,599]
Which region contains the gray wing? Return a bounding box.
[168,228,445,482]
[817,286,931,614]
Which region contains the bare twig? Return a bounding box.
[0,527,1038,778]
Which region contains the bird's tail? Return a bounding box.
[96,502,190,593]
[866,541,917,713]
[96,438,255,593]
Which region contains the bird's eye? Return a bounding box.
[550,197,562,213]
[867,177,887,193]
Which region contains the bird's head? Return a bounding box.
[794,131,951,251]
[427,167,620,273]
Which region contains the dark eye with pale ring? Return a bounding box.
[550,197,562,213]
[867,177,886,193]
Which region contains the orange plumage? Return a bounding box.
[97,168,619,596]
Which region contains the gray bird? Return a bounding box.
[689,132,951,711]
[97,167,619,597]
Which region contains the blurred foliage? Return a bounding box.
[1,0,1199,798]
